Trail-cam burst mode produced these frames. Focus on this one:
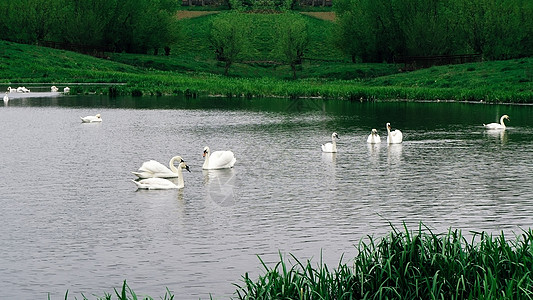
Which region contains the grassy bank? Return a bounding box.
[58,224,533,299]
[1,39,531,102]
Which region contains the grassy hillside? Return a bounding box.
[0,11,531,102]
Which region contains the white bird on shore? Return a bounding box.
[51,86,59,92]
[386,123,403,144]
[64,87,70,93]
[202,146,236,170]
[322,132,339,153]
[367,129,381,144]
[7,87,15,93]
[132,160,190,189]
[132,156,189,179]
[80,113,102,123]
[484,114,509,130]
[17,86,30,93]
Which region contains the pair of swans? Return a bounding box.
[81,114,102,123]
[7,86,30,93]
[484,114,509,130]
[367,123,403,144]
[132,156,191,189]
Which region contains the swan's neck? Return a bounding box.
[176,166,184,188]
[203,152,210,169]
[387,126,392,137]
[500,116,506,126]
[169,157,180,173]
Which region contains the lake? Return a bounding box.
[1,94,532,299]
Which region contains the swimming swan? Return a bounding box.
[386,123,403,144]
[367,129,381,144]
[321,132,339,152]
[80,114,102,123]
[132,160,190,189]
[484,114,509,130]
[202,146,236,170]
[3,93,8,103]
[132,156,188,179]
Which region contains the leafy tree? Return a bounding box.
[209,13,249,75]
[273,13,309,79]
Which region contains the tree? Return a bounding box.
[209,13,249,75]
[273,13,309,79]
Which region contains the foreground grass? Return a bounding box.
[1,40,532,102]
[59,224,533,299]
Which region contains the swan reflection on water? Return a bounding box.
[485,128,508,144]
[321,152,337,164]
[203,168,237,207]
[387,144,403,164]
[367,142,382,163]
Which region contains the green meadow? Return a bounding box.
[1,12,531,103]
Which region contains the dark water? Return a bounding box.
[1,95,533,299]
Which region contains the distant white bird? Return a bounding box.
[367,129,381,144]
[80,113,102,123]
[202,146,236,170]
[51,86,59,92]
[3,92,8,103]
[321,132,339,153]
[484,114,509,130]
[17,86,30,93]
[386,123,403,144]
[7,87,15,93]
[64,87,70,93]
[132,155,189,179]
[132,160,190,189]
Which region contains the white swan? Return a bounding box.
[17,86,30,93]
[80,113,102,123]
[484,114,509,130]
[7,87,15,93]
[64,87,70,93]
[3,92,8,103]
[321,132,339,153]
[51,86,58,92]
[367,129,381,144]
[386,123,403,144]
[132,160,190,189]
[202,146,236,170]
[132,155,189,178]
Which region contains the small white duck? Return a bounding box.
[386,123,403,144]
[367,129,381,144]
[80,114,102,123]
[484,114,509,130]
[321,132,339,153]
[202,146,236,170]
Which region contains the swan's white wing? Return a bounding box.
[322,142,336,152]
[210,151,236,168]
[138,160,170,173]
[484,123,504,129]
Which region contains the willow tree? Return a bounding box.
[209,13,249,75]
[273,13,309,79]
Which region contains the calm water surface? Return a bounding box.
[1,95,533,299]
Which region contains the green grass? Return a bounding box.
[234,223,533,299]
[0,11,531,102]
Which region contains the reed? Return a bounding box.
[234,223,533,299]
